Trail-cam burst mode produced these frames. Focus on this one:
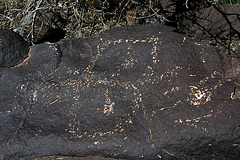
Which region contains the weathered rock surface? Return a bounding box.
[31,155,119,160]
[0,24,239,160]
[176,4,240,40]
[0,29,29,67]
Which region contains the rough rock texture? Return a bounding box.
[221,53,240,79]
[0,24,239,160]
[0,29,29,67]
[176,4,240,40]
[32,11,66,44]
[31,155,119,160]
[155,0,176,18]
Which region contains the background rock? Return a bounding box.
[32,11,66,44]
[31,155,119,160]
[0,24,239,159]
[176,4,240,40]
[0,29,29,67]
[22,11,66,44]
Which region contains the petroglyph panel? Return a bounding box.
[0,24,239,159]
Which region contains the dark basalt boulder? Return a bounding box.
[0,24,239,160]
[0,29,29,67]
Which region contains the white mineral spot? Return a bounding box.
[231,92,234,99]
[133,40,139,43]
[176,119,183,123]
[20,84,25,90]
[194,42,201,46]
[33,90,37,101]
[183,37,186,43]
[195,91,205,100]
